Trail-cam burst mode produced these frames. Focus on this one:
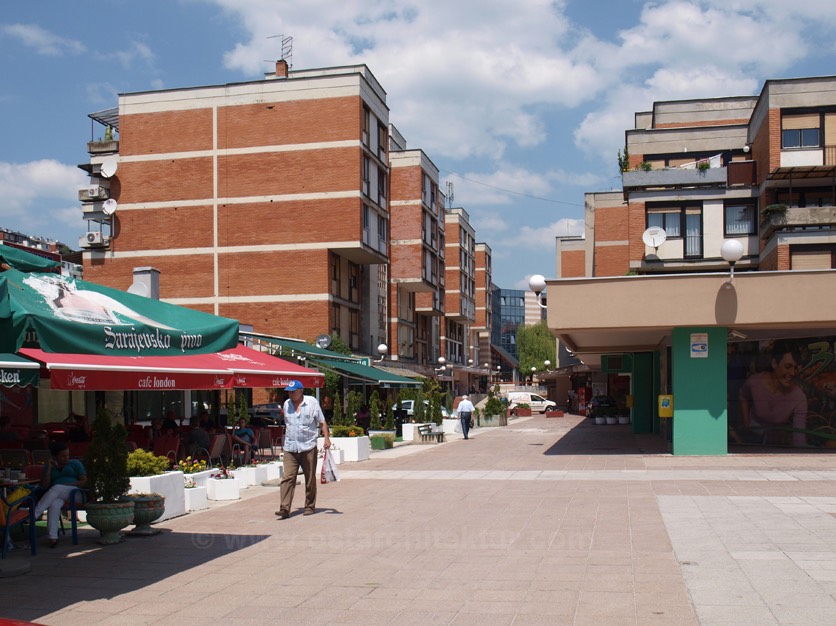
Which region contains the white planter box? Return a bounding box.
[185,486,208,511]
[401,423,430,442]
[253,465,269,484]
[326,448,343,465]
[129,471,186,522]
[442,418,461,435]
[207,478,241,501]
[189,469,216,489]
[595,416,606,425]
[319,436,370,462]
[231,467,256,487]
[263,462,282,481]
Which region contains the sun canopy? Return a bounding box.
[18,345,324,391]
[0,266,238,356]
[0,353,40,388]
[210,345,324,389]
[315,359,421,388]
[0,243,61,272]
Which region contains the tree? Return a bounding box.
[483,384,504,418]
[516,321,556,380]
[332,391,345,426]
[346,390,363,426]
[369,390,382,430]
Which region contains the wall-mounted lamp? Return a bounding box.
[544,359,551,371]
[435,356,447,374]
[720,239,744,288]
[376,343,388,363]
[743,144,750,153]
[528,274,547,310]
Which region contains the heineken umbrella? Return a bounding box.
[0,242,61,272]
[0,267,238,356]
[0,353,39,388]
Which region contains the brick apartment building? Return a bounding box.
[388,127,445,369]
[78,61,496,377]
[81,61,396,355]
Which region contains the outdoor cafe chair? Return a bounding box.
[23,464,87,546]
[152,435,182,463]
[255,428,276,460]
[1,487,37,559]
[30,449,51,465]
[196,434,229,468]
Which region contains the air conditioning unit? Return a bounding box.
[77,185,109,202]
[79,231,109,248]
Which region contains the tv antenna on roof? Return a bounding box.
[446,180,454,208]
[266,34,293,69]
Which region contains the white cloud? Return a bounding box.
[501,217,584,250]
[0,160,87,242]
[1,23,85,56]
[112,41,156,69]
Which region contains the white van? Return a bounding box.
[507,391,556,414]
[392,399,451,419]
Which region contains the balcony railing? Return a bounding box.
[622,165,729,191]
[760,205,836,240]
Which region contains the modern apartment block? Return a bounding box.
[80,61,392,353]
[549,75,836,455]
[565,75,836,277]
[387,126,446,368]
[472,242,493,369]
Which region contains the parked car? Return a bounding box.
[248,402,284,427]
[506,391,557,414]
[393,399,451,419]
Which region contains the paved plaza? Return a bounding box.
[4,414,836,625]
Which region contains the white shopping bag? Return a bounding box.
[320,448,340,484]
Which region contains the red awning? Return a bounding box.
[19,348,233,391]
[18,345,324,391]
[210,345,324,389]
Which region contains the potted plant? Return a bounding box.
[124,449,168,535]
[513,402,532,417]
[206,465,241,501]
[321,424,370,462]
[84,407,135,544]
[761,203,788,225]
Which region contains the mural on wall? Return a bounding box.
[728,337,836,448]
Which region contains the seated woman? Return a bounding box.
[231,417,258,464]
[34,441,87,548]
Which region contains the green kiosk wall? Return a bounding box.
[671,327,728,455]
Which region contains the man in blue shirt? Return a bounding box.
[276,380,330,519]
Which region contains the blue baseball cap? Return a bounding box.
[284,380,304,391]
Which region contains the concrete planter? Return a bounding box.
[188,469,216,489]
[441,419,460,435]
[402,423,428,441]
[319,436,369,462]
[184,486,208,511]
[252,465,269,484]
[207,478,241,501]
[231,467,256,487]
[546,410,564,418]
[263,462,282,481]
[129,471,186,522]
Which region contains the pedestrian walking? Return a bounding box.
[457,395,475,440]
[276,380,330,519]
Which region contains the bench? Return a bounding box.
[417,424,444,443]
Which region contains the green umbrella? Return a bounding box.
[0,267,238,356]
[0,243,61,272]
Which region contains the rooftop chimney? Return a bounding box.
[275,59,289,78]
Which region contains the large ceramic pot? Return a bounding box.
[125,494,165,536]
[85,500,136,545]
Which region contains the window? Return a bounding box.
[362,106,370,147]
[362,205,370,231]
[362,156,370,196]
[377,123,387,158]
[724,202,756,236]
[378,215,387,243]
[646,209,681,237]
[782,113,820,149]
[377,166,387,205]
[684,208,702,258]
[331,303,341,335]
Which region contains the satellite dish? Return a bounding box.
[102,199,118,215]
[100,157,118,178]
[642,226,667,248]
[127,282,149,297]
[315,334,332,349]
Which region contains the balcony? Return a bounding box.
[87,140,119,155]
[622,165,729,192]
[760,205,836,240]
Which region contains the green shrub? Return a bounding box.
[85,407,130,503]
[127,449,172,476]
[331,424,365,437]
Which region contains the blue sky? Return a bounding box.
[2,1,836,289]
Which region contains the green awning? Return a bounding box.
[0,353,39,388]
[314,359,421,388]
[244,335,358,362]
[0,243,61,272]
[0,266,239,356]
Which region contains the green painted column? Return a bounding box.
[631,352,653,433]
[671,327,728,455]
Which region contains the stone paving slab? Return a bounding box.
[1,414,834,624]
